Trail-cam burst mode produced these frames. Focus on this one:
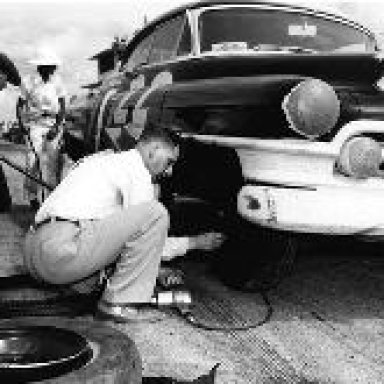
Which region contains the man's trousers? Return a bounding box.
[23,201,169,304]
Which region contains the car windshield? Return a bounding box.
[199,7,377,54]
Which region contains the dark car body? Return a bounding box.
[71,1,384,244]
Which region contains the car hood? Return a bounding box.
[171,52,384,86]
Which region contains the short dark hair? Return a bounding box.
[138,125,181,148]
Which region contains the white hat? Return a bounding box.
[29,48,62,66]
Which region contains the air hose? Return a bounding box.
[152,286,274,331]
[176,289,273,331]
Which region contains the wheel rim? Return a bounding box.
[0,326,93,382]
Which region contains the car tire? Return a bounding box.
[0,317,142,384]
[215,219,299,292]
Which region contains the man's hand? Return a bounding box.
[189,232,226,252]
[158,232,226,288]
[161,233,226,262]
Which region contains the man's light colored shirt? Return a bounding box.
[20,73,66,118]
[35,149,154,223]
[35,148,192,261]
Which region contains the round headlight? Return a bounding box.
[337,136,382,179]
[282,78,340,139]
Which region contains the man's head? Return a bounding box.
[0,71,7,91]
[136,128,180,181]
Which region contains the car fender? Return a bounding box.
[161,74,309,109]
[96,71,172,145]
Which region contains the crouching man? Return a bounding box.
[24,128,181,322]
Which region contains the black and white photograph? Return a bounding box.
[0,0,384,382]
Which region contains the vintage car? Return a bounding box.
[70,0,384,287]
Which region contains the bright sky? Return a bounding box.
[0,0,384,120]
[0,0,193,119]
[0,0,191,90]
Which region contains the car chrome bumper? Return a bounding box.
[237,184,384,238]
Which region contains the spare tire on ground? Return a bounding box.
[0,317,142,383]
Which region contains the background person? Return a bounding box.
[0,70,12,213]
[0,71,7,91]
[16,47,67,210]
[0,53,22,212]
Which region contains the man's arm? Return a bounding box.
[56,97,66,126]
[162,232,225,261]
[16,97,29,135]
[47,74,67,140]
[46,97,66,142]
[158,233,225,288]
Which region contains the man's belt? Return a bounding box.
[33,217,79,230]
[41,112,57,118]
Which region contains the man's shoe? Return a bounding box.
[96,300,166,323]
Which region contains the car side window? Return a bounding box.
[177,18,192,57]
[147,14,189,64]
[125,34,154,72]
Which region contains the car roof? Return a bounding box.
[126,0,375,58]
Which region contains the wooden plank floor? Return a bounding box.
[1,142,384,383]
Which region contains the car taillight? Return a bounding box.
[337,136,382,179]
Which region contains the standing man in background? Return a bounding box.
[0,52,21,212]
[0,71,7,91]
[17,47,66,210]
[0,70,12,213]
